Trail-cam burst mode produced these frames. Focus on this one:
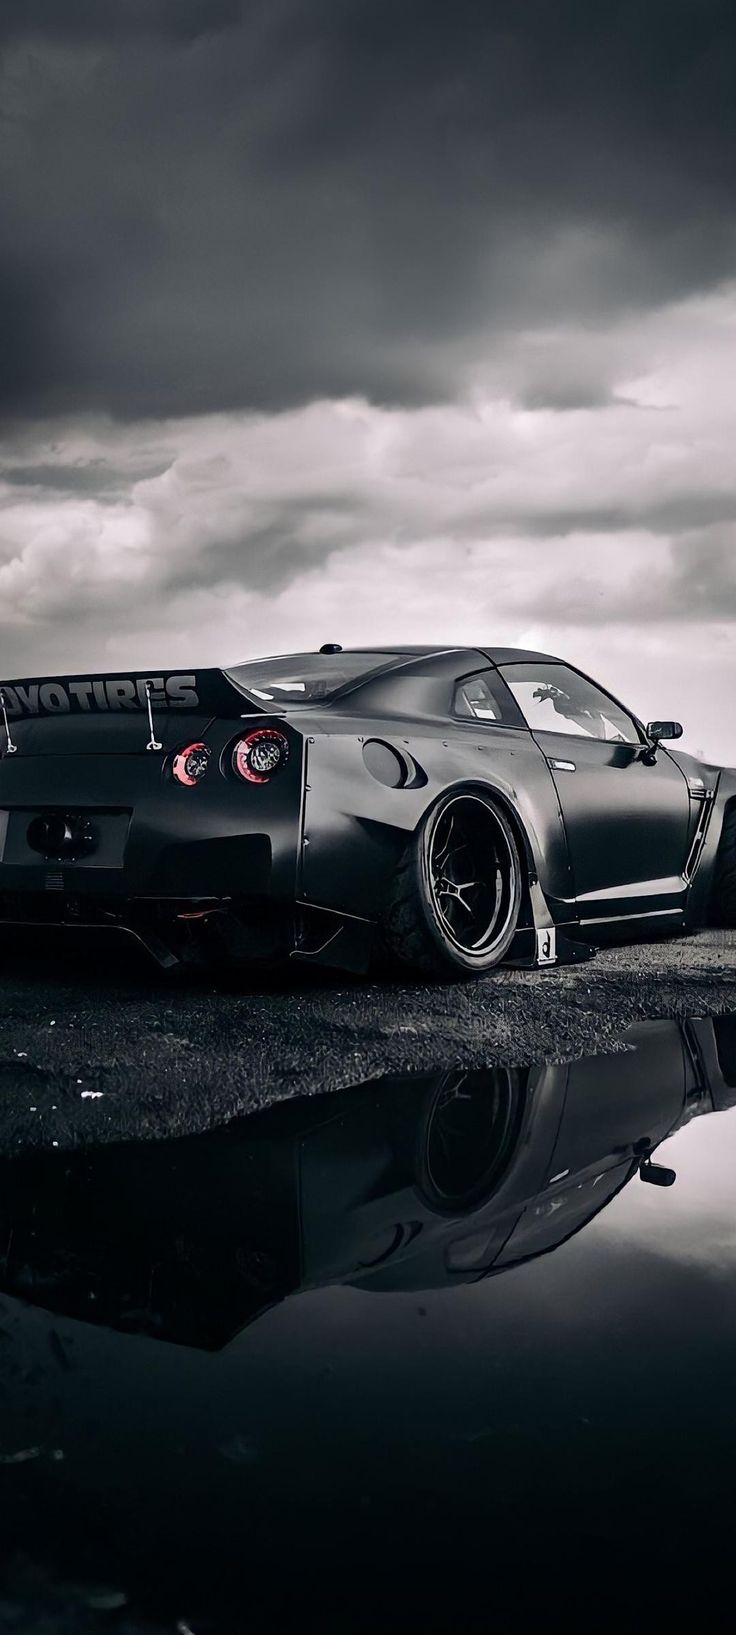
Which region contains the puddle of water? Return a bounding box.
[0,1013,735,1630]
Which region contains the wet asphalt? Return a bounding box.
[0,926,733,1154]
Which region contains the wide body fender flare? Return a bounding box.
[297,723,574,926]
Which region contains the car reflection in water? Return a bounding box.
[1,1014,735,1351]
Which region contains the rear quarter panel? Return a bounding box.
[299,714,575,922]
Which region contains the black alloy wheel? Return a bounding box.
[416,1065,527,1212]
[381,788,523,976]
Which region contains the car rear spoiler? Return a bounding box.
[0,668,263,721]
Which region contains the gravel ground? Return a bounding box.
[0,926,733,1153]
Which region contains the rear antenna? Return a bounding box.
[0,690,18,755]
[319,642,343,654]
[144,681,162,752]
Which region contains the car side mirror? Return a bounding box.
[640,1159,677,1187]
[646,721,683,743]
[641,720,684,765]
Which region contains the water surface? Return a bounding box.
[1,1014,735,1630]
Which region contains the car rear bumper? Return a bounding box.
[0,892,376,973]
[0,733,306,905]
[0,829,274,900]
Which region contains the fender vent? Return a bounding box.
[362,739,427,790]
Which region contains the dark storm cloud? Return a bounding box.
[0,0,246,45]
[467,492,736,542]
[525,529,736,627]
[1,0,736,419]
[150,481,736,605]
[0,461,170,498]
[518,385,617,413]
[669,534,736,619]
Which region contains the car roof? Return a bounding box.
[483,647,561,665]
[334,646,561,665]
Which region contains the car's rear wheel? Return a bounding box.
[711,805,736,926]
[381,789,523,977]
[414,1065,528,1211]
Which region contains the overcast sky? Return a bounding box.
[1,0,735,757]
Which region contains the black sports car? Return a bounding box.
[0,643,733,977]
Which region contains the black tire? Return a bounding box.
[381,788,523,978]
[712,805,736,927]
[414,1066,528,1212]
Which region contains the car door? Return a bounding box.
[497,660,693,924]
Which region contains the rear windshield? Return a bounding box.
[226,652,394,705]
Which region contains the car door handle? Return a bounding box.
[548,758,576,773]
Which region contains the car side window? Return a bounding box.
[453,673,523,725]
[454,676,501,721]
[499,662,642,744]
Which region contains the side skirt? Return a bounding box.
[577,905,687,944]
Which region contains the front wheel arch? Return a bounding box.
[710,798,736,927]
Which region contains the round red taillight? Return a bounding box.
[172,742,211,787]
[232,728,290,784]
